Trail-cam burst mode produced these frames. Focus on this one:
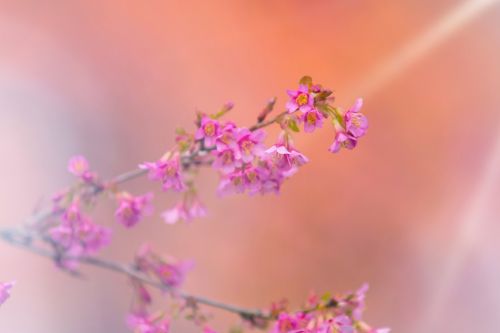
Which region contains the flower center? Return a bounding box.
[246,170,257,182]
[222,150,233,164]
[121,205,133,219]
[220,132,232,144]
[204,123,216,137]
[232,176,243,186]
[165,165,177,177]
[241,140,254,154]
[351,114,361,128]
[306,112,317,124]
[296,93,309,106]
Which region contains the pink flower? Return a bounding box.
[67,155,95,182]
[272,312,311,333]
[135,245,193,289]
[203,326,218,333]
[236,128,266,162]
[61,201,82,226]
[215,122,238,152]
[316,316,354,333]
[255,159,287,195]
[301,109,324,133]
[127,313,170,333]
[115,192,154,228]
[49,225,74,248]
[345,98,368,138]
[154,258,193,288]
[0,281,15,306]
[162,198,207,224]
[286,84,315,113]
[140,155,186,192]
[212,148,241,174]
[329,99,368,154]
[345,283,369,321]
[328,132,357,154]
[217,169,246,196]
[195,116,220,147]
[265,144,308,176]
[72,218,111,254]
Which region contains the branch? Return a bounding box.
[0,228,268,321]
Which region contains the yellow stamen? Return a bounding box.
[306,112,317,124]
[241,140,254,154]
[296,93,309,106]
[204,123,215,136]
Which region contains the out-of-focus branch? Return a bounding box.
[0,228,268,321]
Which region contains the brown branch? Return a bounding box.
[0,228,268,321]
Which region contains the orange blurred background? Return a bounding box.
[1,0,500,332]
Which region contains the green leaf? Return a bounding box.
[320,292,332,303]
[288,118,300,132]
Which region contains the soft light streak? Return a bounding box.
[349,0,499,330]
[353,0,499,97]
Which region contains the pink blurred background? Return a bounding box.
[1,0,500,332]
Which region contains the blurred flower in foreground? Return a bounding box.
[0,281,14,306]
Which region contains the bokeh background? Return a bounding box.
[1,0,500,332]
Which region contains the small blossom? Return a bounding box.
[49,225,73,248]
[162,197,207,225]
[236,128,266,162]
[212,148,241,174]
[217,169,246,196]
[195,116,220,147]
[72,218,111,254]
[265,144,308,176]
[215,122,238,152]
[317,315,354,333]
[286,84,315,113]
[61,201,82,226]
[0,281,15,306]
[135,245,193,289]
[127,313,170,333]
[154,258,193,288]
[68,155,95,182]
[272,312,311,333]
[140,154,186,192]
[115,192,154,228]
[301,109,324,133]
[328,132,357,154]
[329,99,367,154]
[345,98,368,138]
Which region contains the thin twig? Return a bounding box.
[0,228,268,320]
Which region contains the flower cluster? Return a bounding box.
[268,284,389,333]
[194,117,309,196]
[135,76,368,224]
[0,281,14,307]
[48,201,111,269]
[1,76,382,333]
[67,155,97,183]
[140,153,186,192]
